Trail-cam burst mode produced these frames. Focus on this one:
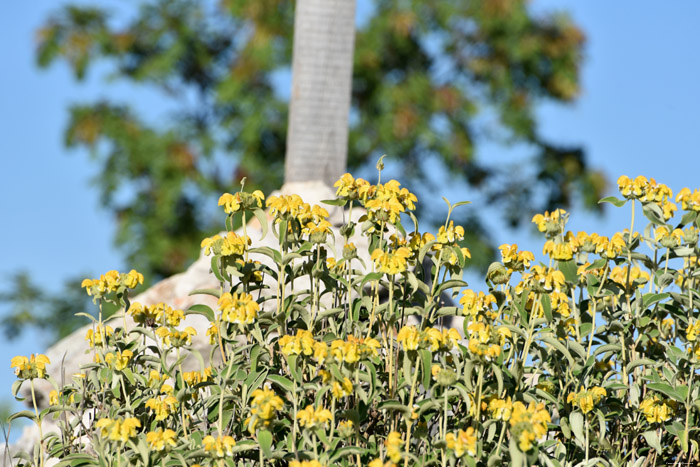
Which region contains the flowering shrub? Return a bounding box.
[8,171,700,466]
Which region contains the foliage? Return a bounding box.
[9,170,700,466]
[34,0,604,280]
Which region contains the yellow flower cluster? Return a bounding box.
[129,302,184,327]
[11,354,50,380]
[330,377,354,399]
[247,387,284,432]
[202,434,236,458]
[617,175,672,202]
[81,269,144,296]
[266,194,307,220]
[156,326,197,347]
[290,461,324,467]
[396,325,461,352]
[519,265,566,293]
[296,405,333,429]
[200,231,250,256]
[85,324,113,348]
[95,417,141,443]
[328,335,381,364]
[485,396,513,421]
[218,292,259,325]
[460,290,498,320]
[104,349,133,371]
[639,394,676,423]
[655,226,684,248]
[385,431,403,463]
[532,209,568,238]
[509,401,551,451]
[445,427,477,457]
[218,190,265,214]
[371,247,412,275]
[363,179,417,224]
[145,394,178,421]
[146,428,177,451]
[499,244,535,272]
[542,239,574,261]
[567,386,606,414]
[677,187,700,212]
[279,329,317,357]
[466,322,510,361]
[609,266,649,288]
[182,367,212,386]
[334,173,370,200]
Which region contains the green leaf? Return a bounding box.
[378,400,412,416]
[329,447,368,463]
[598,196,626,208]
[186,304,216,321]
[267,374,294,392]
[540,336,575,367]
[287,355,303,383]
[625,358,657,375]
[642,430,662,454]
[569,411,585,446]
[320,198,348,206]
[642,292,669,309]
[646,382,684,402]
[558,260,579,284]
[253,208,269,240]
[8,410,36,423]
[419,349,432,389]
[642,202,667,226]
[257,429,273,458]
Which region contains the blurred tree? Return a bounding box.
[1,0,607,342]
[32,0,604,280]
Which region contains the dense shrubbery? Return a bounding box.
[9,170,700,466]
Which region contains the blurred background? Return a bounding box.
[2,0,700,436]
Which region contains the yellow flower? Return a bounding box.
[445,427,477,457]
[459,290,497,319]
[202,434,236,458]
[146,428,177,451]
[532,209,567,237]
[639,394,676,423]
[397,326,421,350]
[687,320,700,342]
[289,461,324,467]
[218,292,259,325]
[609,266,649,288]
[11,354,50,380]
[201,232,250,256]
[371,247,412,275]
[331,377,353,399]
[49,390,59,406]
[487,397,513,421]
[435,221,464,249]
[95,417,141,443]
[296,405,333,430]
[521,265,566,293]
[567,386,606,414]
[509,401,551,451]
[655,226,684,248]
[182,367,212,386]
[156,326,197,347]
[81,269,143,296]
[677,187,700,212]
[499,244,534,271]
[542,240,574,261]
[278,329,316,357]
[385,431,403,463]
[266,194,307,220]
[85,325,114,348]
[145,395,178,421]
[206,322,218,345]
[104,350,133,371]
[247,387,284,431]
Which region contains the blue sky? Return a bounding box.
[2,0,700,431]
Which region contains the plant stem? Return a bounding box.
[30,380,44,467]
